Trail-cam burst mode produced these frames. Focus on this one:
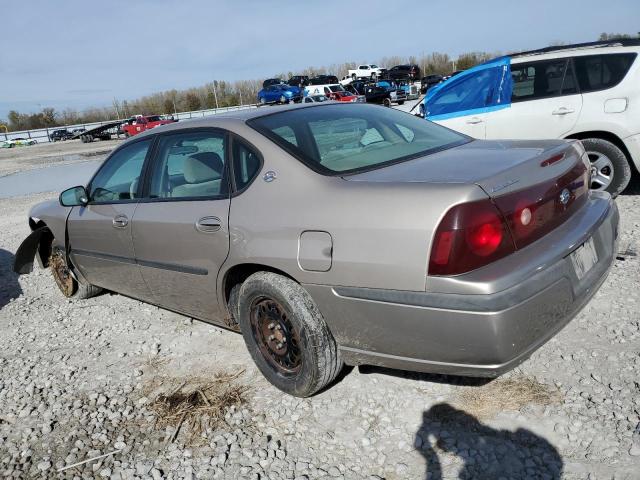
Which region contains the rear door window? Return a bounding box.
[511,59,568,102]
[573,53,637,92]
[232,139,261,191]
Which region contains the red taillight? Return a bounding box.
[429,159,589,276]
[493,161,588,249]
[429,199,515,276]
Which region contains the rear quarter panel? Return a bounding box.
[220,122,485,293]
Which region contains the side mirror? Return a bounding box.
[60,186,89,207]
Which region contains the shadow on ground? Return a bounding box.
[0,249,22,310]
[357,365,493,387]
[416,403,562,479]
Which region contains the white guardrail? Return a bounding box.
[1,104,260,144]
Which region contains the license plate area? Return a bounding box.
[570,236,598,280]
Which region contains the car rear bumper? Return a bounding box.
[304,193,618,377]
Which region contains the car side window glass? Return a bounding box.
[511,60,567,102]
[232,140,261,190]
[149,132,227,200]
[574,53,637,92]
[272,126,298,147]
[90,139,151,203]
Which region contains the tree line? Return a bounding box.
[2,32,638,132]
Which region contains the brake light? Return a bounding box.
[429,199,515,276]
[493,161,588,249]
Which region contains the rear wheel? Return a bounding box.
[581,138,631,197]
[237,272,342,397]
[50,249,102,300]
[260,97,266,105]
[383,98,391,107]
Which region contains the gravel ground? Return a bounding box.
[1,138,640,479]
[0,139,121,178]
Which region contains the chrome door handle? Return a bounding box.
[195,216,221,233]
[466,117,483,124]
[112,215,128,228]
[552,107,574,115]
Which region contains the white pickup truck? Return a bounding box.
[348,64,384,80]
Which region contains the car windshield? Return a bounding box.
[248,104,468,175]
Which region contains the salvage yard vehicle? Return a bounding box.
[287,76,309,87]
[348,64,384,80]
[308,75,340,86]
[50,129,74,142]
[14,103,618,397]
[302,94,329,103]
[387,64,421,81]
[364,84,406,106]
[421,39,640,195]
[9,138,38,146]
[420,74,444,93]
[258,84,302,104]
[122,115,176,138]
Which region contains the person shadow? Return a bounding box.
[417,403,563,479]
[0,249,23,310]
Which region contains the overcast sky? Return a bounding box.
[1,0,638,119]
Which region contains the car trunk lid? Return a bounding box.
[346,138,590,251]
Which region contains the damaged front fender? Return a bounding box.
[13,226,52,274]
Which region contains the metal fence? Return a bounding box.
[1,104,259,144]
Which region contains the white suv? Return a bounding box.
[424,40,640,195]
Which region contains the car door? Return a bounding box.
[67,138,155,300]
[485,58,583,140]
[131,129,231,322]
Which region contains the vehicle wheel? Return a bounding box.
[581,138,631,197]
[237,272,342,397]
[50,249,102,300]
[351,73,356,80]
[371,73,377,81]
[279,95,287,104]
[124,131,131,138]
[398,100,405,105]
[383,98,391,107]
[260,97,266,105]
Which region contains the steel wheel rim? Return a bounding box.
[587,151,613,191]
[250,297,302,375]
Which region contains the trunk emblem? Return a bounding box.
[559,188,571,205]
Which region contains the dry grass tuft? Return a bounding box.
[455,376,562,419]
[149,370,248,442]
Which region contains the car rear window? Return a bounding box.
[574,53,637,93]
[248,104,468,175]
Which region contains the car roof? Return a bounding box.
[511,39,640,63]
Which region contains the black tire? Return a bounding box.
[581,138,631,197]
[371,73,377,81]
[50,249,102,300]
[279,95,287,104]
[237,272,342,397]
[259,97,266,105]
[398,100,405,105]
[351,73,356,80]
[383,98,391,107]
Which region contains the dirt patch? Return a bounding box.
[147,370,248,443]
[455,376,562,419]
